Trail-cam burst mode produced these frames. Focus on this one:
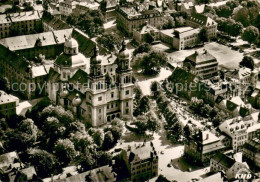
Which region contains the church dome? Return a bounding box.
[65,38,78,48]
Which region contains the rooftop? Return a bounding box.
[188,13,216,26]
[185,49,217,64]
[211,153,236,169]
[0,90,17,105]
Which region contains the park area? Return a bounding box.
[167,42,244,69]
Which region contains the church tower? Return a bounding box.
[116,39,134,118]
[87,46,107,126]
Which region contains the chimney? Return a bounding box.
[204,49,207,54]
[127,145,131,151]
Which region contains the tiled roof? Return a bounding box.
[226,100,238,111]
[212,153,236,169]
[0,90,16,105]
[69,69,88,84]
[0,11,41,24]
[72,29,96,57]
[188,13,216,26]
[56,165,116,182]
[0,29,73,51]
[55,53,86,67]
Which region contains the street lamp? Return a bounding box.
[60,85,69,110]
[72,93,82,118]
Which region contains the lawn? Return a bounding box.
[167,42,244,69]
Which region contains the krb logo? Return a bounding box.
[235,168,252,180]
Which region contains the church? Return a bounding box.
[47,36,134,126]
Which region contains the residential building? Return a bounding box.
[0,10,43,39]
[47,37,134,126]
[43,165,117,182]
[0,29,73,60]
[184,130,226,165]
[133,23,160,43]
[102,0,118,22]
[0,90,17,118]
[116,6,162,36]
[115,142,158,181]
[215,96,253,118]
[186,13,217,40]
[183,49,218,79]
[219,117,248,151]
[176,2,193,15]
[59,0,78,16]
[42,15,71,31]
[210,153,249,180]
[160,27,200,50]
[243,138,260,169]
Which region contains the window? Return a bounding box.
[111,92,114,98]
[98,96,102,101]
[89,95,92,100]
[107,105,109,109]
[126,102,129,107]
[125,90,129,95]
[111,104,114,108]
[99,109,101,113]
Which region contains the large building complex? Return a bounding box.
[160,27,200,50]
[47,37,134,126]
[115,142,158,181]
[0,10,42,39]
[184,130,226,165]
[183,49,218,79]
[243,138,260,169]
[116,6,162,36]
[186,13,217,40]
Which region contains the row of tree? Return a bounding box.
[151,81,182,143]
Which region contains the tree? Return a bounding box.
[102,131,114,150]
[28,149,57,178]
[198,27,208,43]
[183,125,191,139]
[216,6,232,18]
[18,118,38,145]
[240,56,254,70]
[139,96,150,114]
[96,33,121,52]
[53,139,77,165]
[134,51,167,75]
[135,120,147,135]
[147,117,160,134]
[92,129,104,147]
[0,76,10,92]
[78,152,95,171]
[242,26,259,44]
[134,86,142,102]
[133,43,151,56]
[151,81,160,93]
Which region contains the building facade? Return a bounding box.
[210,153,248,180]
[183,49,218,79]
[0,10,42,39]
[186,13,217,40]
[47,37,134,126]
[243,138,260,169]
[219,117,248,152]
[116,142,158,181]
[184,130,226,165]
[0,90,17,118]
[116,6,162,36]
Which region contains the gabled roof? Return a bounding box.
[215,95,224,104]
[69,69,88,84]
[188,13,216,26]
[71,29,96,57]
[212,153,236,169]
[226,100,238,111]
[168,67,196,86]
